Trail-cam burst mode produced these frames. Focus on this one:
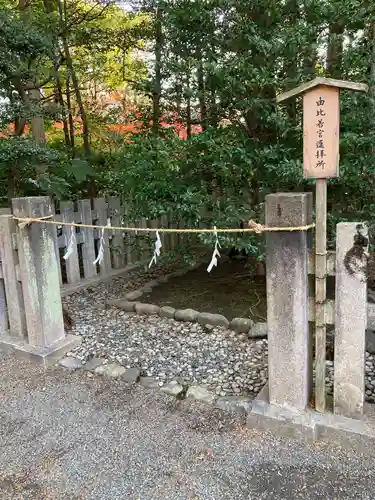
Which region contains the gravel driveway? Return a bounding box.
[1,352,375,500]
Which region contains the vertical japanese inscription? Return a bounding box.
[303,86,339,178]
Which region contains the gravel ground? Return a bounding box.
[62,264,375,402]
[1,352,375,500]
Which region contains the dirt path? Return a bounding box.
[0,353,374,499]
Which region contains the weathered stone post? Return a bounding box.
[1,197,81,365]
[334,222,367,418]
[265,192,313,411]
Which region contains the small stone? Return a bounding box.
[122,367,141,383]
[186,385,216,404]
[135,303,160,315]
[59,357,83,371]
[249,322,267,338]
[215,395,252,413]
[197,312,229,328]
[230,318,253,333]
[159,306,176,319]
[140,377,159,389]
[95,363,126,378]
[115,300,137,312]
[83,358,105,371]
[175,309,199,322]
[161,381,184,397]
[126,290,144,301]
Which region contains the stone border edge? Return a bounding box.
[106,266,266,338]
[58,356,252,415]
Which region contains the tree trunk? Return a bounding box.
[66,74,75,155]
[152,6,162,135]
[196,47,207,130]
[327,22,344,78]
[55,74,71,148]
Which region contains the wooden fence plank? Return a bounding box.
[0,215,26,337]
[160,214,168,253]
[168,213,177,253]
[138,217,149,262]
[108,197,125,269]
[51,203,63,286]
[60,201,80,284]
[0,278,8,333]
[93,198,112,275]
[77,199,97,279]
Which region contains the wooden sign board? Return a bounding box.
[303,86,339,179]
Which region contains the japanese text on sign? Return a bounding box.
[303,85,339,178]
[316,97,326,170]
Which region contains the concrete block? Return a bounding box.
[0,330,81,368]
[334,222,368,418]
[265,193,312,411]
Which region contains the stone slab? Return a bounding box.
[111,300,138,312]
[248,384,375,450]
[135,303,160,315]
[186,385,216,404]
[159,306,176,319]
[95,363,125,377]
[82,357,105,371]
[139,376,160,389]
[265,192,312,412]
[197,312,229,328]
[249,322,267,338]
[161,380,184,397]
[215,395,252,414]
[175,309,199,322]
[0,331,81,368]
[334,222,367,418]
[230,318,253,333]
[59,356,83,370]
[122,367,140,383]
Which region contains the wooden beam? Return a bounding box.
[308,250,336,276]
[308,297,375,330]
[276,77,368,103]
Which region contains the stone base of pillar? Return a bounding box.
[248,384,375,450]
[0,331,81,368]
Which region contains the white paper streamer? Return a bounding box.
[149,230,162,268]
[207,226,221,273]
[93,228,105,265]
[63,226,76,261]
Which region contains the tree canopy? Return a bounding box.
[0,0,374,255]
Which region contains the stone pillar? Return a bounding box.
[334,222,367,418]
[1,197,81,365]
[265,193,312,411]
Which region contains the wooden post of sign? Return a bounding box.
[315,178,327,412]
[276,77,368,413]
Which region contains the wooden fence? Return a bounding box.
[1,197,192,291]
[0,196,196,364]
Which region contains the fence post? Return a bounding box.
[61,201,80,284]
[3,197,81,365]
[108,197,125,269]
[265,192,312,411]
[334,222,367,418]
[0,215,27,337]
[77,199,97,279]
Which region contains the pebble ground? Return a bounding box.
[63,264,375,402]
